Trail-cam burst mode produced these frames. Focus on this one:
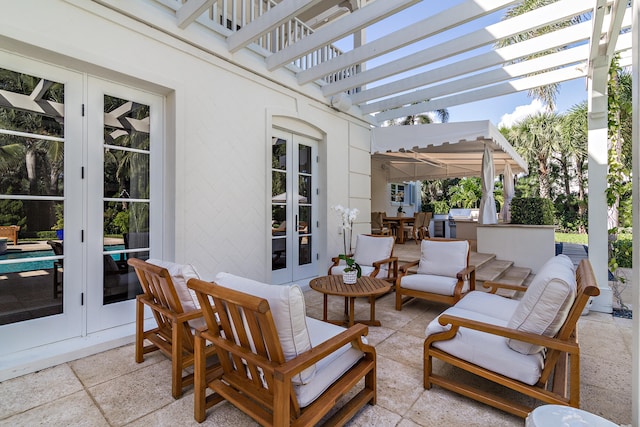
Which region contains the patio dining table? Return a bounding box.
[382,216,414,244]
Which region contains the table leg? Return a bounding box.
[323,294,328,322]
[369,295,376,324]
[348,297,355,327]
[397,221,405,244]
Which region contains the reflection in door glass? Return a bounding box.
[0,67,64,325]
[272,137,287,271]
[101,95,149,304]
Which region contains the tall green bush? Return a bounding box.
[510,197,555,225]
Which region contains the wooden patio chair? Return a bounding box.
[47,240,64,298]
[370,211,391,236]
[395,238,475,310]
[328,234,398,284]
[188,273,377,426]
[128,257,219,399]
[423,257,599,418]
[402,211,426,244]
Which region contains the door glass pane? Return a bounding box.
[298,205,311,266]
[272,137,287,271]
[299,144,311,174]
[102,95,147,305]
[0,67,65,324]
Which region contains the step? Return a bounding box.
[470,252,495,270]
[493,266,532,298]
[476,259,513,282]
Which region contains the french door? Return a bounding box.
[0,53,163,356]
[0,53,84,355]
[271,129,317,284]
[86,78,162,333]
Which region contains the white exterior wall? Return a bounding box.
[0,0,371,376]
[1,0,371,281]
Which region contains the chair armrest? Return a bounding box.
[137,295,204,323]
[456,264,476,279]
[399,260,419,274]
[431,314,578,354]
[456,264,476,291]
[275,323,373,380]
[482,281,528,294]
[372,256,398,280]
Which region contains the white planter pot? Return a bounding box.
[343,270,357,284]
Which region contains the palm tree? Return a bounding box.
[507,112,562,199]
[606,56,632,230]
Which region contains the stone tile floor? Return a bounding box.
[0,287,632,426]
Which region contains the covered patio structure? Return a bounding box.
[0,1,637,424]
[371,120,528,182]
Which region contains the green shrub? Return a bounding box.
[510,197,555,225]
[553,195,587,232]
[610,234,632,269]
[36,231,57,240]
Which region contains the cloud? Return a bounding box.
[498,99,547,128]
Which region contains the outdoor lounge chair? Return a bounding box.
[328,234,398,283]
[188,273,377,425]
[423,256,599,418]
[395,238,475,310]
[128,257,219,399]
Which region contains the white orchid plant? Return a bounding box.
[332,205,362,277]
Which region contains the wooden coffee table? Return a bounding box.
[309,275,391,327]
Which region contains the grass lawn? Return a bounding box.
[555,232,588,245]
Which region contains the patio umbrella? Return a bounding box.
[501,163,515,223]
[478,144,497,224]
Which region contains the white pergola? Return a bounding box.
[103,0,637,422]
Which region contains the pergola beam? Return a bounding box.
[352,20,593,106]
[362,44,590,115]
[320,0,592,96]
[374,66,586,124]
[298,0,522,86]
[176,0,215,29]
[265,0,418,71]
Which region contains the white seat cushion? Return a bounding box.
[146,259,204,329]
[426,307,544,385]
[400,273,458,296]
[214,272,314,385]
[454,291,520,322]
[353,234,394,267]
[417,239,468,277]
[506,255,576,354]
[294,317,365,407]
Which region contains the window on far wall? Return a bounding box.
[390,183,405,204]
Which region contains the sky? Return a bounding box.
[332,1,590,129]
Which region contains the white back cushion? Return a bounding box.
[353,234,394,266]
[507,255,576,354]
[417,239,468,277]
[147,259,201,312]
[214,272,314,384]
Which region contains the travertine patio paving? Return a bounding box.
[0,243,632,426]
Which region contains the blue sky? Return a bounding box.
[333,1,589,128]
